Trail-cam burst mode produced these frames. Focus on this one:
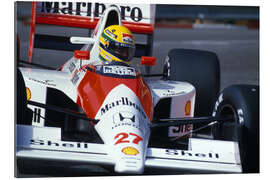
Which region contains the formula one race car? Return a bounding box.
[16,2,259,175]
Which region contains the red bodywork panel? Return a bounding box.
[76,69,153,121]
[140,56,156,66]
[74,50,90,60]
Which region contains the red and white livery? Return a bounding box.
[16,2,246,175]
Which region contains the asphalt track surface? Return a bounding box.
[15,3,259,178]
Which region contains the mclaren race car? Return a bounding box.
[16,2,259,175]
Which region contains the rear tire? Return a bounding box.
[212,84,259,173]
[166,49,220,116]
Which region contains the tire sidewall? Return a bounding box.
[212,85,259,173]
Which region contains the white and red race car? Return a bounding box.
[16,2,259,175]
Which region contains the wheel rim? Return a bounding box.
[214,104,239,141]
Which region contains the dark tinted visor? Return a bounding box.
[101,41,135,62]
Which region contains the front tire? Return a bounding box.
[212,84,259,173]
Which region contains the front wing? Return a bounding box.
[16,125,242,173]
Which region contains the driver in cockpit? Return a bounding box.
[98,25,136,66]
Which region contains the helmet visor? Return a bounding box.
[101,41,135,62]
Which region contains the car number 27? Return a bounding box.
[114,132,143,145]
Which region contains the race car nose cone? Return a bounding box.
[114,159,144,174]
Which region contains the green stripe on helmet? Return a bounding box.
[99,54,107,62]
[102,32,115,43]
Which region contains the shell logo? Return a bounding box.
[185,100,191,116]
[26,87,31,101]
[122,147,139,156]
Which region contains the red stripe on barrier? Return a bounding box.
[123,21,154,34]
[36,13,99,29]
[155,23,193,29]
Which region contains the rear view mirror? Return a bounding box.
[70,37,96,44]
[74,50,90,60]
[140,56,156,66]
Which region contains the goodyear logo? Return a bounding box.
[122,147,139,156]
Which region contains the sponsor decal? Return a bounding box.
[28,78,56,87]
[100,97,146,119]
[162,89,185,96]
[113,112,136,124]
[165,149,220,159]
[119,113,135,123]
[29,139,220,158]
[26,87,31,101]
[122,147,139,156]
[185,100,191,116]
[103,66,136,76]
[112,112,141,130]
[212,93,244,124]
[105,29,117,39]
[122,33,134,44]
[71,69,80,85]
[168,124,193,138]
[237,109,244,124]
[105,54,112,61]
[68,62,76,73]
[212,93,223,116]
[39,2,143,22]
[33,108,41,123]
[114,132,143,145]
[30,139,93,149]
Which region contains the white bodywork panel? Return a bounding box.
[94,84,150,173]
[146,80,195,113]
[16,125,242,173]
[147,80,196,137]
[20,68,78,101]
[17,4,242,174]
[20,67,78,126]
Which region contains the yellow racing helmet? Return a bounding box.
[99,25,135,64]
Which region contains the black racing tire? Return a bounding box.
[165,49,220,116]
[17,68,26,124]
[212,84,259,173]
[17,68,32,125]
